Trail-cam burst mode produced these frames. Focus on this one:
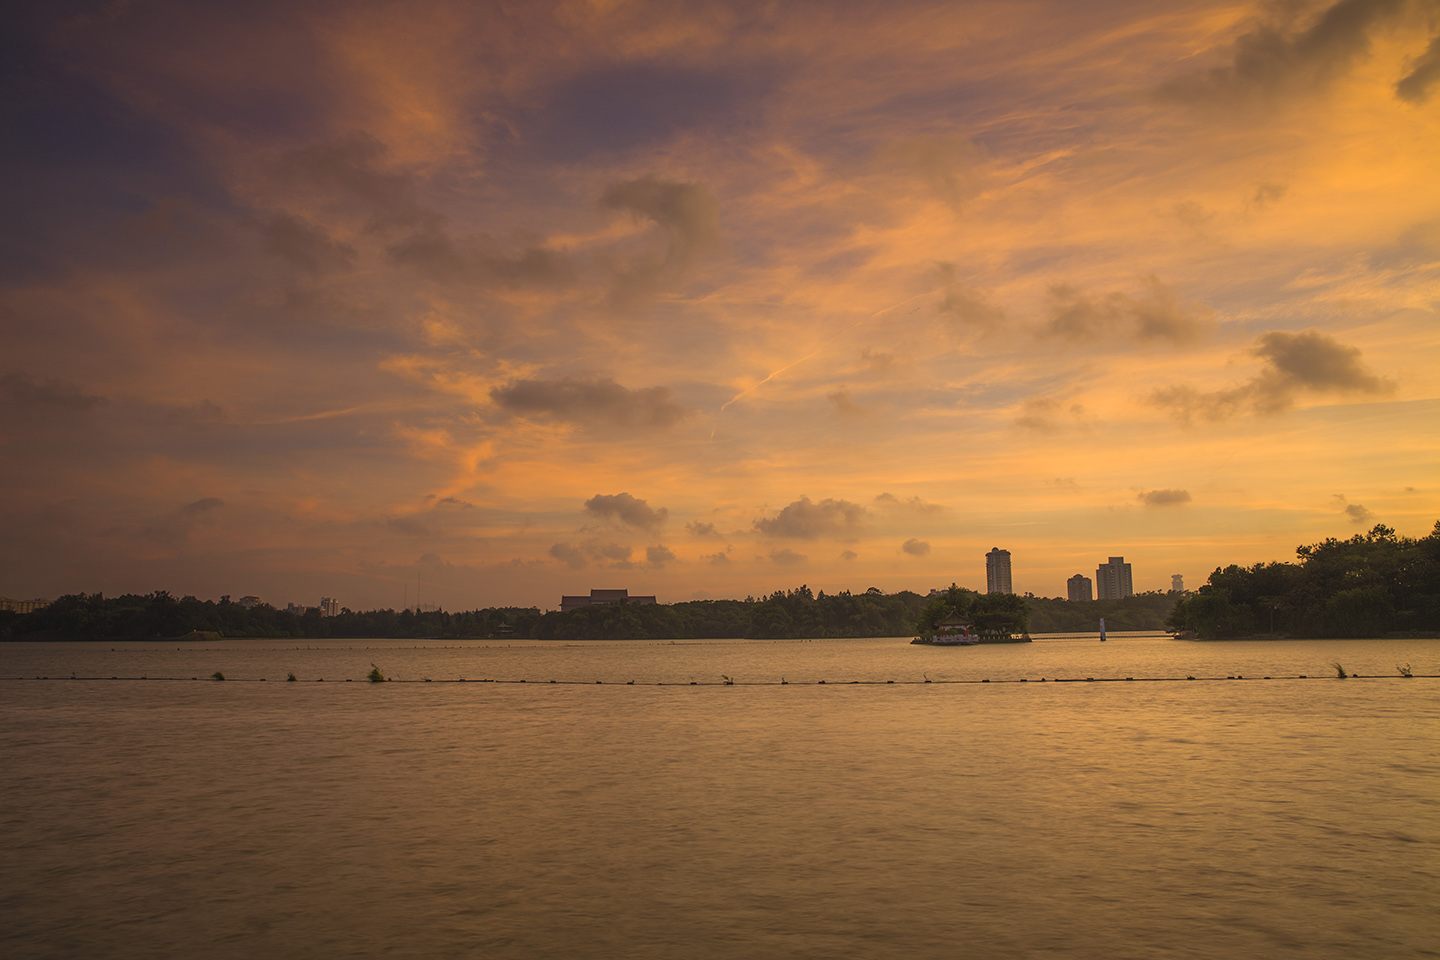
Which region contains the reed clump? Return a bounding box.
[1332,662,1348,679]
[286,672,297,682]
[368,663,386,683]
[1397,663,1413,677]
[211,671,225,681]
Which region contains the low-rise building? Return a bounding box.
[560,589,658,613]
[0,597,50,614]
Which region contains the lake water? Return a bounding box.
[2,637,1437,959]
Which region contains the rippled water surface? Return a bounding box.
[2,637,1437,959]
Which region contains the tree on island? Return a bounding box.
[916,584,1029,639]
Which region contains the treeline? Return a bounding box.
[1166,522,1440,638]
[1,586,931,642]
[2,592,541,641]
[4,584,1193,642]
[1025,592,1178,633]
[533,587,930,641]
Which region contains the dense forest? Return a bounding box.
[1166,522,1440,638]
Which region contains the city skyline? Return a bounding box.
[3,1,1437,611]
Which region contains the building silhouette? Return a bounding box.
[986,547,1013,594]
[560,588,658,613]
[1096,557,1134,599]
[320,597,339,617]
[1171,574,1184,593]
[1067,574,1093,602]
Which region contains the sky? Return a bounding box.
[2,0,1438,611]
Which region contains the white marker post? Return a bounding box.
[1099,617,1107,642]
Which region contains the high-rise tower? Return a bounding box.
[1096,556,1133,599]
[986,547,1013,594]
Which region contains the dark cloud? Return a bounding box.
[769,548,807,565]
[1138,488,1192,507]
[386,516,434,537]
[827,388,866,418]
[1015,397,1085,434]
[585,492,668,531]
[839,550,858,561]
[490,377,693,431]
[1152,329,1393,423]
[1041,276,1208,345]
[754,497,867,539]
[1397,34,1440,103]
[1160,0,1406,105]
[1,372,107,411]
[687,521,721,538]
[387,225,573,288]
[280,133,420,226]
[1333,494,1374,524]
[182,497,225,516]
[646,544,677,567]
[1248,182,1288,212]
[139,496,225,545]
[589,541,633,564]
[937,287,1006,331]
[933,263,1005,331]
[533,61,763,160]
[259,214,355,274]
[1346,502,1374,523]
[860,349,894,371]
[599,176,718,301]
[703,551,731,565]
[549,542,587,569]
[901,538,931,556]
[886,135,984,208]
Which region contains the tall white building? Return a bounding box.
[1096,557,1133,599]
[986,547,1013,594]
[319,597,339,617]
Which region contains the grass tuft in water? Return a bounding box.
[211,671,225,681]
[368,663,386,683]
[286,672,297,682]
[1332,662,1348,679]
[1397,663,1413,677]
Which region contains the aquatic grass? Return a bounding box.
[286,672,297,682]
[1332,662,1348,679]
[211,671,225,681]
[368,663,386,683]
[1397,663,1413,677]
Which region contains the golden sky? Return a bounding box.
[2,0,1437,610]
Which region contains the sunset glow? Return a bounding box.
[3,0,1438,609]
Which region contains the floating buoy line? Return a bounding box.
[2,674,1434,685]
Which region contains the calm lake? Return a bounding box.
[2,636,1437,959]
